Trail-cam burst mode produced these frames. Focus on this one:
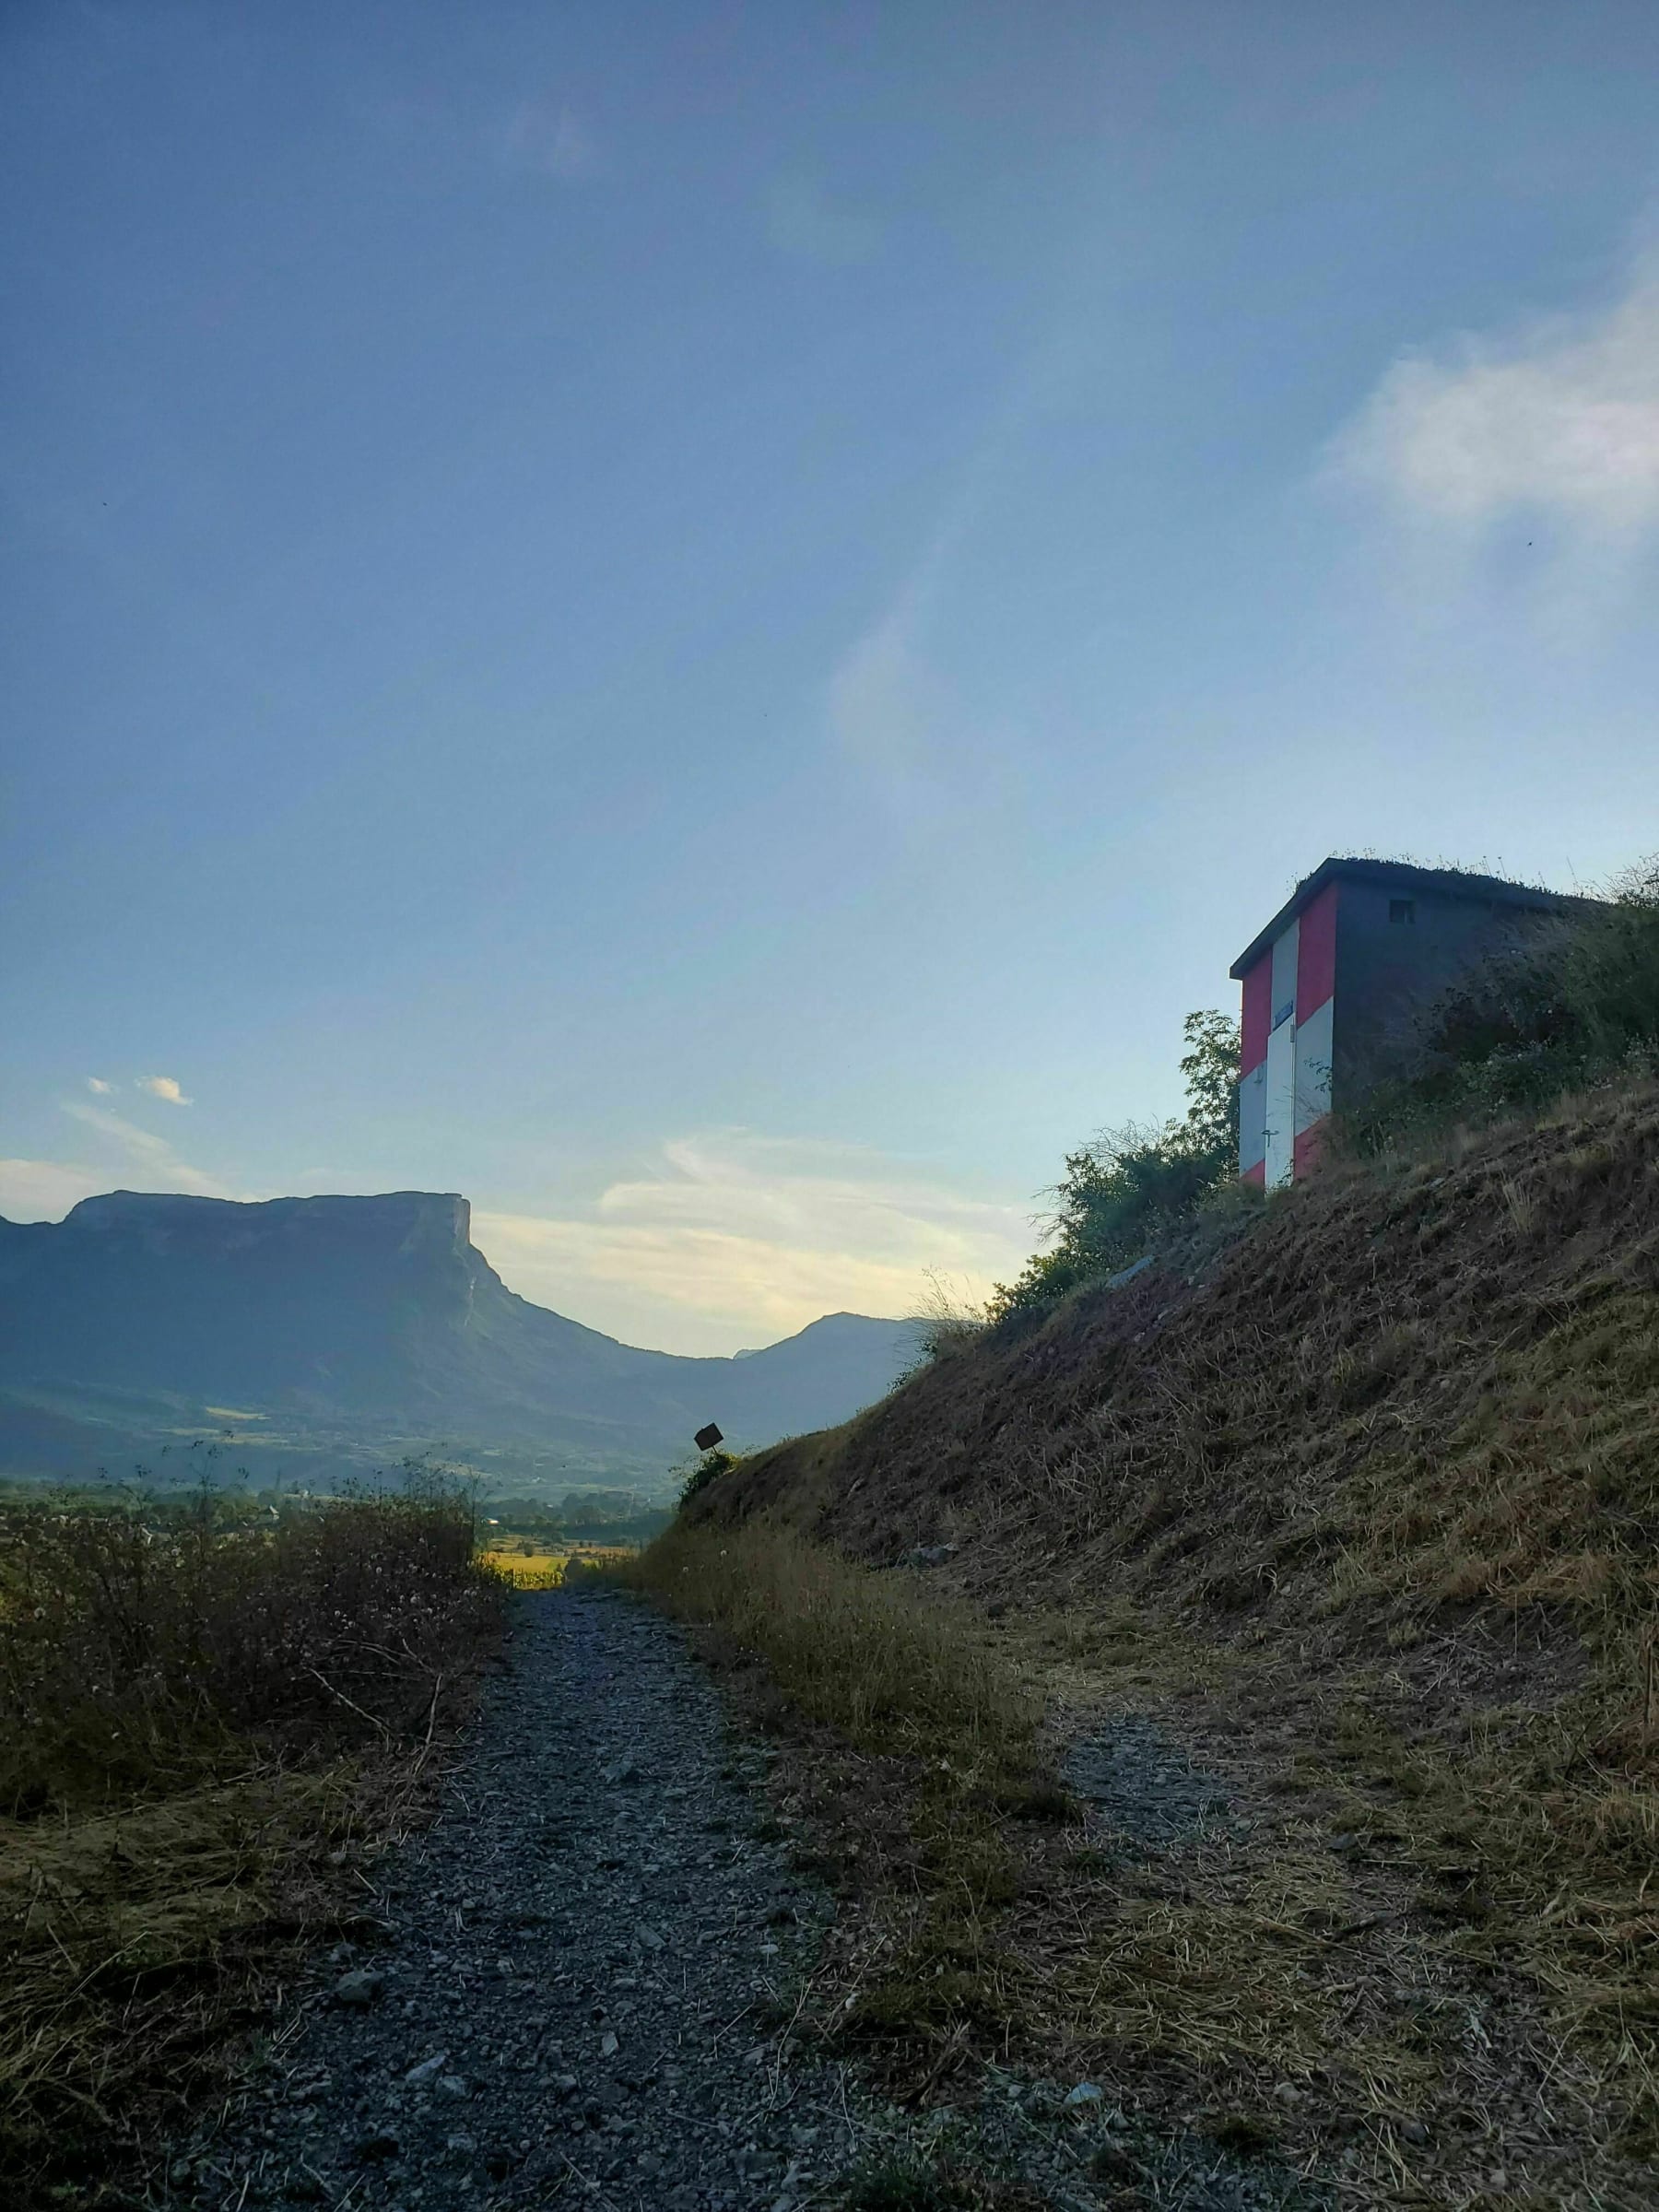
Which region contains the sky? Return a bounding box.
[5,3,1659,1353]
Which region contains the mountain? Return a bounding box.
[0,1191,918,1496]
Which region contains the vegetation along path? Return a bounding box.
[159,1585,1325,2212]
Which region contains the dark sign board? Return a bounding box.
[693,1422,724,1452]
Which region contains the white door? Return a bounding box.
[1265,1017,1295,1189]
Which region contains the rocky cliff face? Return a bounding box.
[0,1191,918,1484]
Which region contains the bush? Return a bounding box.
[896,1271,985,1380]
[0,1473,505,2202]
[989,1010,1240,1320]
[0,1477,500,1818]
[1348,857,1659,1149]
[678,1446,739,1507]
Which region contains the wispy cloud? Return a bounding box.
[86,1077,112,1094]
[500,98,598,181]
[135,1074,192,1105]
[475,1130,1030,1354]
[63,1101,231,1197]
[822,335,1070,823]
[826,582,949,818]
[1328,257,1659,554]
[765,172,885,265]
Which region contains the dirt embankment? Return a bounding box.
[683,1086,1659,2199]
[700,1084,1659,1705]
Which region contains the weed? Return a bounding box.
[0,1477,503,2204]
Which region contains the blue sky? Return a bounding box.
[5,3,1659,1351]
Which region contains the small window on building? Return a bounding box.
[1389,898,1416,924]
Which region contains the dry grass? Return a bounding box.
[617,1520,1036,1764]
[0,1484,505,2205]
[675,1083,1659,2200]
[612,1523,1059,2075]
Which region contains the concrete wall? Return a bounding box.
[1332,880,1553,1096]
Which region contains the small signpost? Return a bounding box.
[693,1422,724,1452]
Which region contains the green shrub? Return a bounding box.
[678,1446,738,1506]
[1348,858,1659,1150]
[989,1009,1240,1320]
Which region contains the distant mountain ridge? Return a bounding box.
[0,1191,918,1494]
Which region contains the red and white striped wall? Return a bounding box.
[1237,881,1335,1188]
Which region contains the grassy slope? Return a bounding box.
[679,1084,1659,2198]
[708,1082,1659,1701]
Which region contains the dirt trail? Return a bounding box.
[158,1591,1325,2212]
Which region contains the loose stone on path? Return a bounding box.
[160,1587,859,2211]
[158,1586,1322,2212]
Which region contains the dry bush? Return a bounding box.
[0,1481,505,2203]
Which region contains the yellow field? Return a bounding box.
[479,1544,634,1589]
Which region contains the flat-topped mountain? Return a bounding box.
[0,1191,917,1493]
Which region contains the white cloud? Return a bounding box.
[765,173,884,265]
[135,1074,192,1105]
[500,99,598,180]
[1329,260,1659,547]
[0,1159,107,1221]
[86,1077,112,1093]
[63,1102,231,1197]
[475,1130,1030,1355]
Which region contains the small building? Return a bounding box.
[1230,857,1583,1188]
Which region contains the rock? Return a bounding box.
[446,2133,478,2154]
[1399,2117,1430,2145]
[599,2030,618,2057]
[437,2074,470,2099]
[404,2051,450,2087]
[602,1756,641,1786]
[333,1969,383,2008]
[1062,2081,1105,2112]
[552,2074,580,2100]
[635,1923,665,1951]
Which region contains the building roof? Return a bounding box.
[1229,856,1589,979]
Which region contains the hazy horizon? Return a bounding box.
[6,5,1659,1351]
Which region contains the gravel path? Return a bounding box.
[166,1586,867,2211]
[160,1588,1325,2212]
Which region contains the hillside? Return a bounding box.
[699,1084,1659,1670]
[673,1085,1659,2196]
[0,1191,916,1493]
